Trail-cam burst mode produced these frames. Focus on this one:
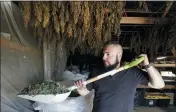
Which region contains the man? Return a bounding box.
[74,41,165,112]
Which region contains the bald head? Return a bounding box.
[103,41,123,70]
[104,41,123,52]
[105,44,123,53]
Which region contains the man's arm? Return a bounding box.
[141,54,165,89]
[146,66,165,89]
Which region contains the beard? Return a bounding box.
[104,60,119,72]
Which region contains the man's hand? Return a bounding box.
[139,54,149,66]
[74,80,90,96]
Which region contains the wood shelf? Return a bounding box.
[120,17,169,24]
[153,64,176,68]
[137,84,176,89]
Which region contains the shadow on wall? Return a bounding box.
[1,2,44,112]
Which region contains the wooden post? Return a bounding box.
[43,42,52,81]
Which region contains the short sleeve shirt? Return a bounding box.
[86,67,149,112]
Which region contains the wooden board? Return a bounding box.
[153,64,176,68]
[120,17,169,24]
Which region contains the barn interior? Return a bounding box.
[1,1,176,112]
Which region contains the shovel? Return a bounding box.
[17,56,144,104]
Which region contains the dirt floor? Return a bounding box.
[134,106,176,112]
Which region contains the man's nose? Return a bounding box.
[103,55,107,60]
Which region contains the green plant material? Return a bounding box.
[59,4,66,34]
[67,22,73,37]
[70,2,82,25]
[42,2,50,28]
[94,2,104,41]
[34,2,43,23]
[19,81,69,95]
[20,2,31,28]
[114,2,124,36]
[32,2,42,28]
[20,1,124,56]
[82,1,90,40]
[53,2,60,34]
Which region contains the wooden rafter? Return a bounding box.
[124,9,164,14]
[162,1,173,17]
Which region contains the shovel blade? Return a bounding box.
[17,91,71,104]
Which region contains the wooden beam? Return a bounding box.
[120,17,168,24]
[162,1,173,17]
[124,9,164,14]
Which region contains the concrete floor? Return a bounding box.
[134,106,176,112]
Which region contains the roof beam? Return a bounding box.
[124,9,163,14]
[120,17,169,24]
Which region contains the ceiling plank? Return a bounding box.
[120,17,169,24]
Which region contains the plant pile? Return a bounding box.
[19,81,69,95]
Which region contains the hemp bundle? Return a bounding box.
[19,1,124,55]
[19,82,69,96]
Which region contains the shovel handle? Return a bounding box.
[84,56,145,85]
[123,56,144,69]
[85,67,124,85]
[68,68,124,90]
[69,56,145,90]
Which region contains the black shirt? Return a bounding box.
[87,67,149,112]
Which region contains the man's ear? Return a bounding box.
[119,53,123,62]
[116,54,121,62]
[118,53,122,58]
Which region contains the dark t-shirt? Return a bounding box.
[87,67,149,112]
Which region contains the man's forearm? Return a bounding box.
[146,66,165,89]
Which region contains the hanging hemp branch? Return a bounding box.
[130,21,176,58]
[19,1,124,56]
[19,2,31,28]
[138,1,148,12]
[168,20,176,49]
